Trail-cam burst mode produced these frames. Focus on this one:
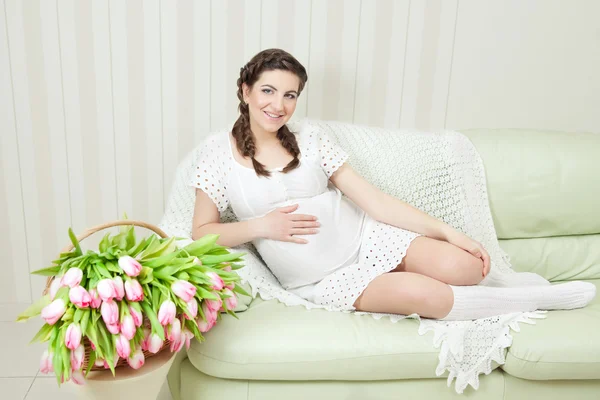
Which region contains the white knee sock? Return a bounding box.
[480,270,551,287]
[441,281,596,321]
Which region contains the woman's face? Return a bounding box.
[243,69,300,135]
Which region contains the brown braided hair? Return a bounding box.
[232,48,308,177]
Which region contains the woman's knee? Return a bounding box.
[450,254,484,286]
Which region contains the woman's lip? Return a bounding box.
[264,111,284,120]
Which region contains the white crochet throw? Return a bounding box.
[159,119,547,394]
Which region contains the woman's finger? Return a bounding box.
[291,221,321,228]
[283,235,308,244]
[289,214,318,221]
[290,228,319,235]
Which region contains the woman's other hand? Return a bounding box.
[446,231,491,277]
[255,204,320,244]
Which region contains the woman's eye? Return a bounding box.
[262,89,272,94]
[286,94,297,99]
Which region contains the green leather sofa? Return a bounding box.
[167,128,600,399]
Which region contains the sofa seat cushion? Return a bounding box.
[187,298,470,381]
[502,280,600,380]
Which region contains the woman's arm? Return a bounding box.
[329,164,453,240]
[192,189,262,247]
[330,164,490,270]
[192,189,320,247]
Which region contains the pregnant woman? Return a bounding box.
[189,48,595,320]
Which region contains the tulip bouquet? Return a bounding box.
[17,221,248,386]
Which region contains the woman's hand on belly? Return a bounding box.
[254,204,320,244]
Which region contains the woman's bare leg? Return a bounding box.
[393,236,485,286]
[352,271,454,319]
[353,271,596,320]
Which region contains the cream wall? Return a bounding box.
[2,0,599,305]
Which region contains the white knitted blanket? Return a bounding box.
[159,119,546,394]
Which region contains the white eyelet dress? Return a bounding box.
[188,120,422,311]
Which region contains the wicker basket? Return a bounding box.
[43,220,172,371]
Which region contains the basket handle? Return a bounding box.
[59,220,169,254]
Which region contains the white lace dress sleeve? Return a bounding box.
[188,134,230,213]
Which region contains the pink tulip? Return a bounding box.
[169,336,185,353]
[223,288,238,311]
[121,315,136,340]
[225,282,235,290]
[158,300,176,326]
[166,318,182,342]
[71,344,85,370]
[171,280,196,302]
[49,278,63,300]
[106,323,120,335]
[183,328,194,350]
[89,288,102,308]
[223,263,232,272]
[94,358,105,367]
[69,286,91,308]
[101,300,119,325]
[185,299,198,319]
[127,346,145,370]
[65,323,82,350]
[205,296,222,312]
[40,350,53,374]
[193,257,202,266]
[202,302,218,324]
[118,255,142,277]
[206,272,224,291]
[124,279,144,302]
[71,369,86,385]
[129,305,143,327]
[116,334,131,358]
[90,341,96,351]
[103,354,119,369]
[61,267,83,288]
[197,317,215,333]
[147,333,163,353]
[112,276,125,301]
[141,327,151,351]
[97,279,117,302]
[41,299,66,325]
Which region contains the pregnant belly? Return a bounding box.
[253,190,366,289]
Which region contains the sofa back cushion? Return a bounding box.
[460,129,600,239]
[462,128,600,280]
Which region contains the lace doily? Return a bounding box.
[159,119,546,394]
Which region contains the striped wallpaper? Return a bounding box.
[2,0,599,305]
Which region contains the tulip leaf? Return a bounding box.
[140,301,165,340]
[16,295,51,322]
[199,252,246,265]
[85,351,96,377]
[99,233,110,253]
[143,252,180,268]
[176,271,190,281]
[73,308,83,324]
[139,267,154,285]
[29,323,53,344]
[30,265,61,276]
[104,261,121,274]
[128,236,149,257]
[225,309,239,320]
[183,234,220,256]
[68,227,83,256]
[53,348,63,386]
[232,284,251,298]
[195,286,219,301]
[61,343,71,382]
[80,310,90,336]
